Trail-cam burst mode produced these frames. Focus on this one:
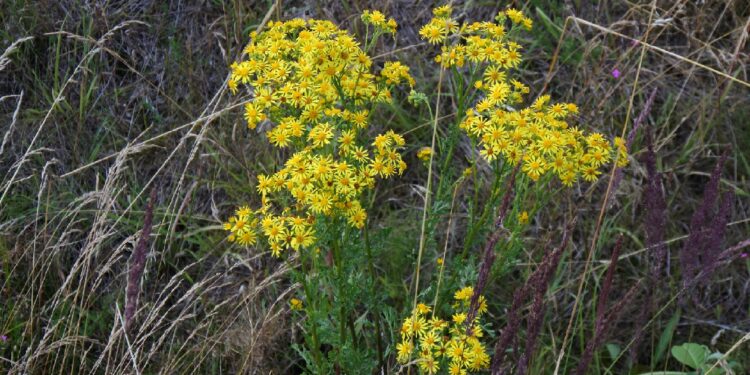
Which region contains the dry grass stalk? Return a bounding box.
[490,221,572,375]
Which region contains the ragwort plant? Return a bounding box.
[397,6,628,374]
[223,12,414,373]
[222,5,629,374]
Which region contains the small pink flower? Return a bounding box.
[0,335,7,342]
[612,68,621,79]
[741,253,748,259]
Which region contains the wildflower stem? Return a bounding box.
[462,158,506,258]
[330,222,348,352]
[408,60,446,373]
[363,222,385,370]
[431,177,465,316]
[301,268,324,371]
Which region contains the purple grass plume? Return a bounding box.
[630,126,668,362]
[609,88,658,208]
[679,151,734,306]
[574,237,641,375]
[125,187,157,332]
[490,221,573,375]
[516,225,572,375]
[465,162,522,332]
[576,282,640,375]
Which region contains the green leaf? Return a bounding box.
[534,7,562,39]
[655,309,681,365]
[671,343,710,369]
[700,363,723,375]
[605,343,621,359]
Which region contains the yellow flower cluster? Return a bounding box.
[417,146,433,161]
[361,9,397,34]
[397,287,490,374]
[418,6,459,45]
[224,17,414,257]
[420,7,628,185]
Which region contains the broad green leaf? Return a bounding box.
[671,343,710,369]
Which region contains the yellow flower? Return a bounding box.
[243,102,265,129]
[420,331,439,350]
[290,227,316,250]
[506,8,525,24]
[452,313,467,325]
[483,64,505,85]
[236,230,257,246]
[433,5,453,18]
[454,286,474,301]
[416,303,432,315]
[227,79,239,94]
[522,17,533,30]
[398,287,490,372]
[290,298,303,310]
[581,164,602,182]
[396,340,414,363]
[309,192,333,214]
[418,355,439,374]
[307,123,333,148]
[447,339,468,364]
[346,205,367,228]
[362,10,397,33]
[419,22,447,45]
[519,210,529,225]
[409,315,428,337]
[417,147,433,161]
[381,61,415,86]
[448,362,467,375]
[523,155,546,181]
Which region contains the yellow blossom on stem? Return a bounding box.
[224,15,413,257]
[417,147,434,161]
[396,286,490,373]
[417,7,626,184]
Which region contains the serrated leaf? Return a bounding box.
[671,343,710,369]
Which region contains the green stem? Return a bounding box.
[330,222,347,351]
[364,222,385,371]
[301,268,323,371]
[462,159,506,258]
